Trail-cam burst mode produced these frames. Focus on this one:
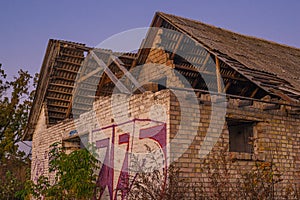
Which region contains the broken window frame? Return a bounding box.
[227,118,256,154]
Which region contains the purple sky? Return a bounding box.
[1,0,300,79]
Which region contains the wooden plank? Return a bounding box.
[252,78,284,85]
[224,81,231,92]
[49,83,74,88]
[47,115,65,120]
[111,55,145,93]
[278,86,300,96]
[76,52,92,81]
[215,56,222,93]
[76,67,102,83]
[51,76,76,81]
[56,67,79,74]
[249,74,287,82]
[47,89,72,95]
[240,86,250,96]
[46,96,71,102]
[281,84,300,93]
[47,109,67,114]
[179,65,248,89]
[56,58,83,66]
[170,34,184,59]
[96,71,109,96]
[47,103,69,108]
[176,64,216,77]
[250,87,259,98]
[60,44,92,52]
[269,89,297,103]
[199,52,211,70]
[238,100,253,107]
[237,67,275,75]
[65,100,73,119]
[263,104,280,111]
[216,56,273,96]
[60,52,85,59]
[91,51,130,94]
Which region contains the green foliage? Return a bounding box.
[124,144,300,199]
[240,161,282,199]
[48,142,99,199]
[125,165,201,200]
[120,145,202,200]
[0,171,21,199]
[23,175,50,199]
[0,64,37,199]
[0,64,38,160]
[25,142,99,200]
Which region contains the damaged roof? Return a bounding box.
[24,12,300,140]
[24,39,136,139]
[154,12,300,101]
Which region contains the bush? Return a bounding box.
[24,142,99,200]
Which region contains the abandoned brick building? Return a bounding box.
[25,12,300,198]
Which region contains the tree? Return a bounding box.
[0,63,37,199]
[26,142,99,200]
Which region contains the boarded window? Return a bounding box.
[227,120,253,153]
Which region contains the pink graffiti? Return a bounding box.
[94,119,167,200]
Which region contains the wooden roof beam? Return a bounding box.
[47,89,72,95]
[269,89,298,103]
[111,55,145,93]
[55,67,79,74]
[56,58,83,66]
[49,82,74,88]
[250,87,259,98]
[215,56,222,93]
[238,100,253,107]
[50,76,76,82]
[46,96,71,102]
[91,51,131,94]
[199,52,211,71]
[76,67,102,83]
[47,103,69,108]
[59,44,92,52]
[59,52,85,59]
[263,104,281,111]
[170,34,184,59]
[176,64,249,82]
[47,109,67,114]
[224,81,231,92]
[47,115,65,120]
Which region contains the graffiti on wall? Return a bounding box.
[32,150,48,182]
[93,121,167,200]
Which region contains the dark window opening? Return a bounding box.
[227,119,254,153]
[63,133,89,154]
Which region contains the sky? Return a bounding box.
[0,0,300,79]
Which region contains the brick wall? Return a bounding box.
[31,46,300,198]
[31,105,75,183]
[31,90,171,197]
[169,91,300,195]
